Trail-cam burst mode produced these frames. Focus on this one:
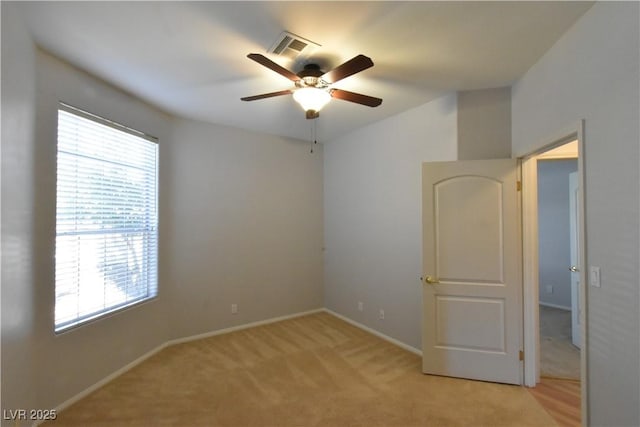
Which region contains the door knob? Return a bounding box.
[569,266,579,272]
[423,275,440,284]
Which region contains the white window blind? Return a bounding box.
[55,103,158,332]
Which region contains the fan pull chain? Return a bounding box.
[310,119,318,153]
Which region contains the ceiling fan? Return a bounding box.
[241,53,382,119]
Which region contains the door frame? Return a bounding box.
[569,171,581,348]
[520,120,587,422]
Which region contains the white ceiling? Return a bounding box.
[17,1,593,142]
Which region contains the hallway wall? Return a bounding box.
[538,159,578,309]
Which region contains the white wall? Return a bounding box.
[512,3,640,425]
[165,118,324,340]
[1,2,38,416]
[537,159,578,309]
[324,94,457,349]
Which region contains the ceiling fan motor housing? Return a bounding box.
[296,64,327,88]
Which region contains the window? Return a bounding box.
[55,103,158,332]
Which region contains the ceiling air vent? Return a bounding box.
[268,31,320,60]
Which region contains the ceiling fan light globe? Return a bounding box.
[293,87,331,113]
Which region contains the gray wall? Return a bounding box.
[323,94,457,349]
[322,88,511,352]
[512,3,640,425]
[1,4,324,416]
[3,44,175,414]
[457,87,511,160]
[537,159,578,309]
[165,118,324,340]
[2,3,175,413]
[3,3,639,426]
[1,2,38,415]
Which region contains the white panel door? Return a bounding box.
[422,159,522,385]
[569,171,581,349]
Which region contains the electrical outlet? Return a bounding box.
[545,285,553,294]
[231,304,238,314]
[379,309,385,320]
[358,301,364,312]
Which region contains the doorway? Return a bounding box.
[536,153,580,380]
[521,122,586,424]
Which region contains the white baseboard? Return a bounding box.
[323,308,422,356]
[48,307,325,422]
[166,308,325,346]
[539,301,571,311]
[45,342,169,423]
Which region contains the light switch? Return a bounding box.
[589,266,601,288]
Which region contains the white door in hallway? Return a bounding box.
[422,159,522,385]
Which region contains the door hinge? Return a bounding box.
[517,181,522,192]
[519,350,524,361]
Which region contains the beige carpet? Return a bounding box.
[46,312,557,426]
[539,305,581,380]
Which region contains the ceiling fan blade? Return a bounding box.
[330,89,382,107]
[321,55,374,84]
[247,53,300,82]
[241,89,293,101]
